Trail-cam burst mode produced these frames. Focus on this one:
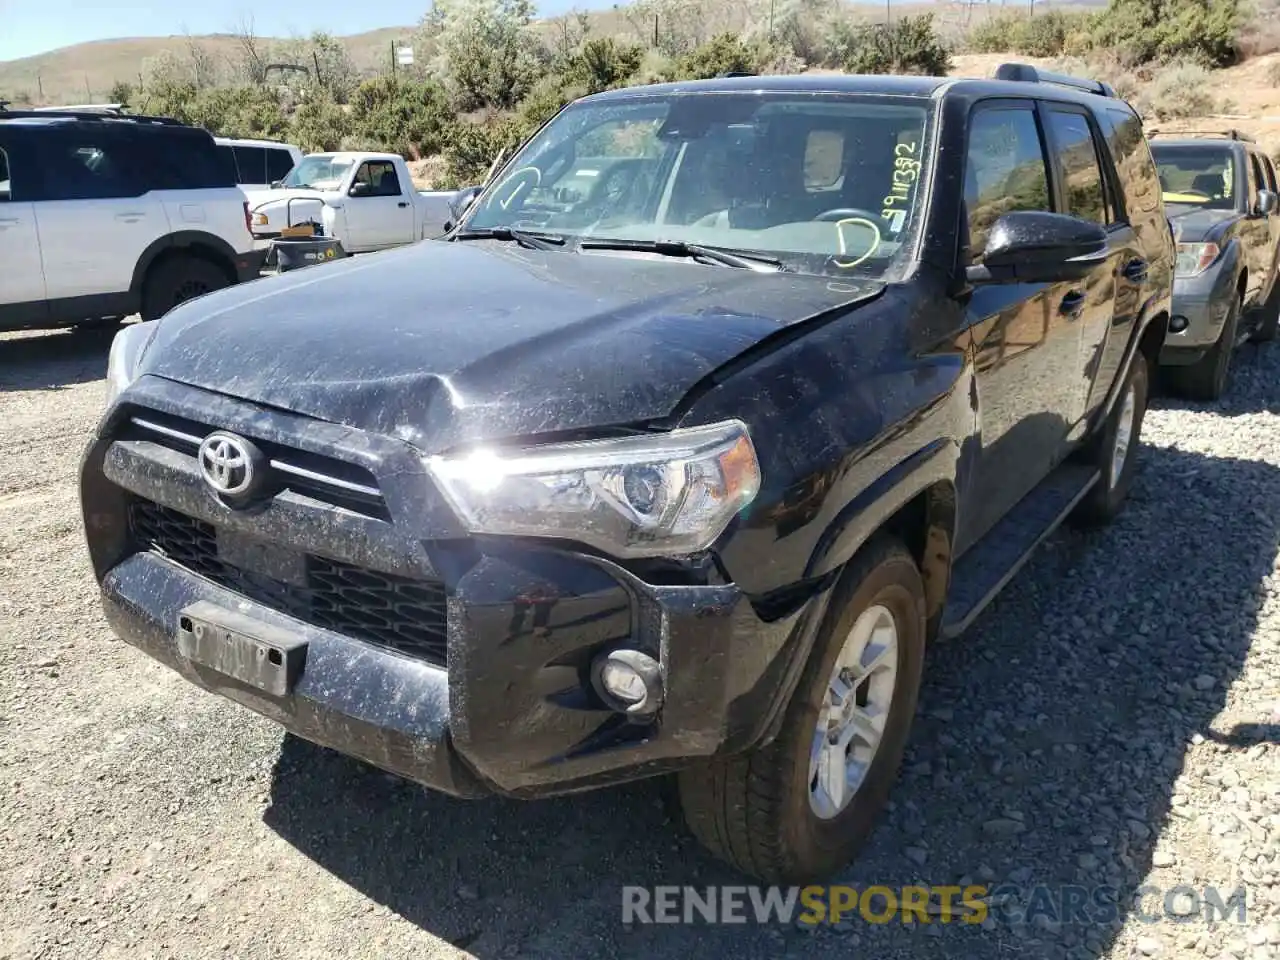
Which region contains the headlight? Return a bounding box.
[104,321,158,408]
[1175,242,1221,278]
[252,212,269,226]
[426,420,761,559]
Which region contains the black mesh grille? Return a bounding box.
[128,498,448,666]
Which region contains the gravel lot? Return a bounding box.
[1,322,1278,960]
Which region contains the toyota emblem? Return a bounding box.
[197,432,261,498]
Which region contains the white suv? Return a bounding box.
[0,109,266,331]
[215,137,304,190]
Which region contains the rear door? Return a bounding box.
[0,131,49,316]
[342,159,415,249]
[32,125,169,302]
[1039,103,1126,421]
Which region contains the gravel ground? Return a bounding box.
[1,323,1278,960]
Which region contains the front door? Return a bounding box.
[956,101,1110,554]
[0,138,48,313]
[343,160,416,250]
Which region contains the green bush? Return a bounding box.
[290,93,352,153]
[1089,0,1243,66]
[968,11,1080,57]
[348,76,452,157]
[675,33,759,80]
[426,0,549,111]
[441,116,527,187]
[842,13,951,76]
[562,37,644,93]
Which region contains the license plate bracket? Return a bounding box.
[177,600,308,696]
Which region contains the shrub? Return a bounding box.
[561,37,644,93]
[1089,0,1243,67]
[967,11,1081,57]
[842,13,951,76]
[1137,61,1226,118]
[675,33,758,79]
[348,76,452,157]
[426,0,549,111]
[290,93,352,152]
[440,116,527,187]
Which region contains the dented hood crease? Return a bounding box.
[138,241,884,453]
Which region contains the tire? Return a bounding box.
[1071,351,1149,528]
[1166,293,1240,401]
[676,535,926,883]
[140,256,229,322]
[1250,277,1280,343]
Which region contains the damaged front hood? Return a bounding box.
[138,241,883,453]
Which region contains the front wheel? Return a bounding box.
[676,536,926,883]
[1072,352,1149,527]
[1166,293,1240,401]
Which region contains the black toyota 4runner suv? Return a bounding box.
[81,64,1172,883]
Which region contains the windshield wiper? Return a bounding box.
[577,238,785,271]
[453,226,567,251]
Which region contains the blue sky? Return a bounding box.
[0,0,615,61]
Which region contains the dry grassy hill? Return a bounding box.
[0,0,1110,105]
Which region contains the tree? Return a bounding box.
[230,16,271,86]
[423,0,548,111]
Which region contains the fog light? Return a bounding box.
[1170,315,1190,334]
[591,649,663,717]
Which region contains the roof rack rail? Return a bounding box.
[994,61,1117,99]
[33,102,127,115]
[0,106,184,126]
[1147,127,1255,142]
[715,71,757,78]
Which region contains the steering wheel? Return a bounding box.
[814,208,886,224]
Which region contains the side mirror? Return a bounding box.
[270,180,283,189]
[349,181,372,198]
[967,211,1109,285]
[1257,189,1278,217]
[449,184,483,222]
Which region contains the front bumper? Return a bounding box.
[81,378,818,799]
[1160,267,1235,364]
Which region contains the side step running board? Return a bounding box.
[940,462,1099,639]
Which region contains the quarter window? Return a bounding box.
[233,146,269,185]
[266,148,295,182]
[1045,109,1107,225]
[964,107,1051,260]
[0,147,11,201]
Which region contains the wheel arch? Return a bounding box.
[130,231,239,295]
[806,438,959,643]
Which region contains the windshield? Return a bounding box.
[461,92,933,279]
[1152,146,1235,210]
[280,154,355,191]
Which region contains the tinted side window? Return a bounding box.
[216,144,238,179]
[266,148,295,182]
[233,146,268,184]
[39,132,141,201]
[354,160,402,196]
[964,106,1051,260]
[1250,153,1268,202]
[0,146,10,201]
[1102,108,1159,216]
[1045,109,1107,225]
[145,130,237,190]
[1264,154,1279,193]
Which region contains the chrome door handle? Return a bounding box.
[115,213,145,222]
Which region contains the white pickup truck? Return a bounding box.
[245,152,454,254]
